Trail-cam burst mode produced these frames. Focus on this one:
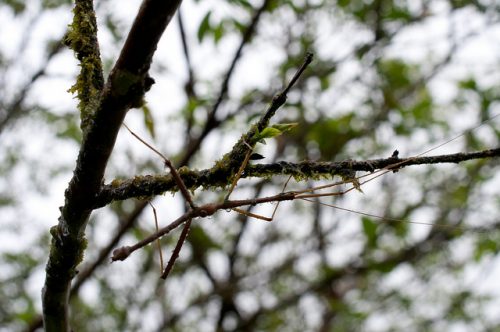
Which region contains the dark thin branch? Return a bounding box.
[202,52,314,200]
[256,52,313,132]
[179,0,272,166]
[177,8,195,98]
[177,7,198,140]
[95,147,500,207]
[0,41,64,134]
[160,218,192,279]
[282,52,314,95]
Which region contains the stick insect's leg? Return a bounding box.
[232,175,293,222]
[149,202,164,273]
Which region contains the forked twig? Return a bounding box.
[123,123,196,209]
[117,54,315,277]
[113,57,498,270]
[224,53,313,201]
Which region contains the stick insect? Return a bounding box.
[118,110,499,278]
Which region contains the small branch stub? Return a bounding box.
[111,246,132,262]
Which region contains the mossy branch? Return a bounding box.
[43,1,183,331]
[65,0,104,132]
[210,53,314,188]
[94,147,500,208]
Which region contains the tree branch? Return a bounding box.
[42,0,183,330]
[179,0,272,166]
[95,147,500,208]
[109,141,498,263]
[0,41,64,134]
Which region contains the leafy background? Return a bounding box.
[1,0,500,331]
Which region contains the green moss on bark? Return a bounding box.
[65,0,104,132]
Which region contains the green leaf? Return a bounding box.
[459,78,477,91]
[232,19,246,33]
[337,0,350,7]
[188,225,221,252]
[361,217,378,247]
[197,11,212,43]
[105,15,122,42]
[271,122,298,132]
[229,0,253,9]
[213,21,225,44]
[142,105,155,139]
[474,237,498,261]
[387,7,412,22]
[254,127,282,141]
[252,122,298,144]
[320,76,330,90]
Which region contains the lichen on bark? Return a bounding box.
[65,0,104,132]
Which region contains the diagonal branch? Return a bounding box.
[24,201,149,332]
[0,41,65,134]
[160,218,192,279]
[42,0,183,330]
[179,0,272,166]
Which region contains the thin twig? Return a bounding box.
[149,202,164,272]
[282,53,314,95]
[270,175,293,220]
[221,53,313,205]
[256,52,314,132]
[161,218,192,279]
[232,208,272,222]
[123,123,196,209]
[177,8,195,97]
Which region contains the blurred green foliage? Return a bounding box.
[0,0,499,331]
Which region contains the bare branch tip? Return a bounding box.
[111,246,132,262]
[305,52,314,64]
